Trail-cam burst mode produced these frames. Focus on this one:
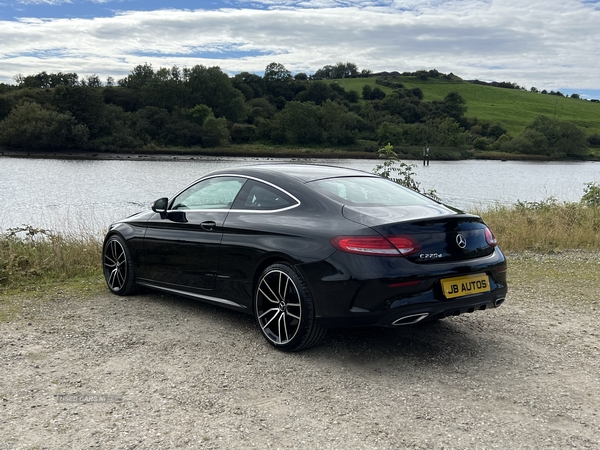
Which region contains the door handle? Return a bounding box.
[200,221,216,231]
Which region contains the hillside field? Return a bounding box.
[333,77,600,137]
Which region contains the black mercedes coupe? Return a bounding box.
[102,164,507,351]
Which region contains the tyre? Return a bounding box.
[102,234,137,296]
[254,263,326,351]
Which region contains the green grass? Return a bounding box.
[334,77,600,137]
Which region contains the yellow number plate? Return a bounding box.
[441,274,490,299]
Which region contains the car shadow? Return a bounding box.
[137,289,510,372]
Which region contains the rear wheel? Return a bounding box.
[103,235,137,296]
[255,263,326,351]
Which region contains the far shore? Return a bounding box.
[0,146,595,162]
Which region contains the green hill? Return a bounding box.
[333,76,600,137]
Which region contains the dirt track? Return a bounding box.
[1,251,599,449]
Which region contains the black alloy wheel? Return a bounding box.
[254,263,326,351]
[103,235,137,296]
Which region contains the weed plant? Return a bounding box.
[0,225,102,290]
[479,199,600,252]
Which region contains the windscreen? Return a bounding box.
[308,176,434,207]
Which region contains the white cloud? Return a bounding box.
[15,0,72,5]
[0,0,599,94]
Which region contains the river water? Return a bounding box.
[1,156,598,235]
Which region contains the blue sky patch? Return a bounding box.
[0,0,232,20]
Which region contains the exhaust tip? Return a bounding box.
[494,298,505,307]
[392,313,429,326]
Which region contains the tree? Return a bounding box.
[320,100,358,145]
[134,106,172,143]
[157,108,203,147]
[370,87,386,100]
[473,137,490,150]
[186,65,247,122]
[189,104,213,126]
[442,91,467,121]
[313,62,359,79]
[295,81,336,105]
[264,62,292,84]
[271,101,322,144]
[247,98,277,123]
[53,84,109,139]
[588,134,600,146]
[0,102,89,149]
[426,117,468,147]
[503,115,589,157]
[556,121,588,157]
[137,66,187,112]
[232,72,266,101]
[500,129,548,155]
[332,62,358,79]
[377,122,406,146]
[485,123,507,141]
[83,74,102,88]
[91,104,141,150]
[202,116,230,147]
[122,63,155,89]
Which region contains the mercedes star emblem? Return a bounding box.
[456,234,467,249]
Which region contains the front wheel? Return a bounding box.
[254,263,326,351]
[102,234,137,296]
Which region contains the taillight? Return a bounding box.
[485,227,498,247]
[330,235,421,257]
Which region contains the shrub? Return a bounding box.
[582,182,600,207]
[473,137,490,150]
[0,226,101,288]
[372,143,439,200]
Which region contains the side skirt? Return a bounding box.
[136,280,249,312]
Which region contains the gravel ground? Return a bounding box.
[1,251,599,449]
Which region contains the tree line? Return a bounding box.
[0,62,594,158]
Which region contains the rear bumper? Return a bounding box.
[315,289,506,327]
[301,248,507,328]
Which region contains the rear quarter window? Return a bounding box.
[232,180,298,211]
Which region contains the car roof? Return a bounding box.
[209,163,377,183]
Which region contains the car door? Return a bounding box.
[142,176,246,292]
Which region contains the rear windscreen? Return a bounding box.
[308,177,434,207]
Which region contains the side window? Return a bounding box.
[232,180,297,211]
[171,177,246,210]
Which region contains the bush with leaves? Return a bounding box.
[0,101,89,149]
[581,182,600,207]
[373,143,440,201]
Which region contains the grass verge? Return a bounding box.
[1,203,599,293]
[0,226,103,293]
[478,201,600,252]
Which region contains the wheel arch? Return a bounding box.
[251,254,298,306]
[103,223,145,276]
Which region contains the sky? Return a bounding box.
[1,0,600,99]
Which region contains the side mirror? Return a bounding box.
[152,197,168,218]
